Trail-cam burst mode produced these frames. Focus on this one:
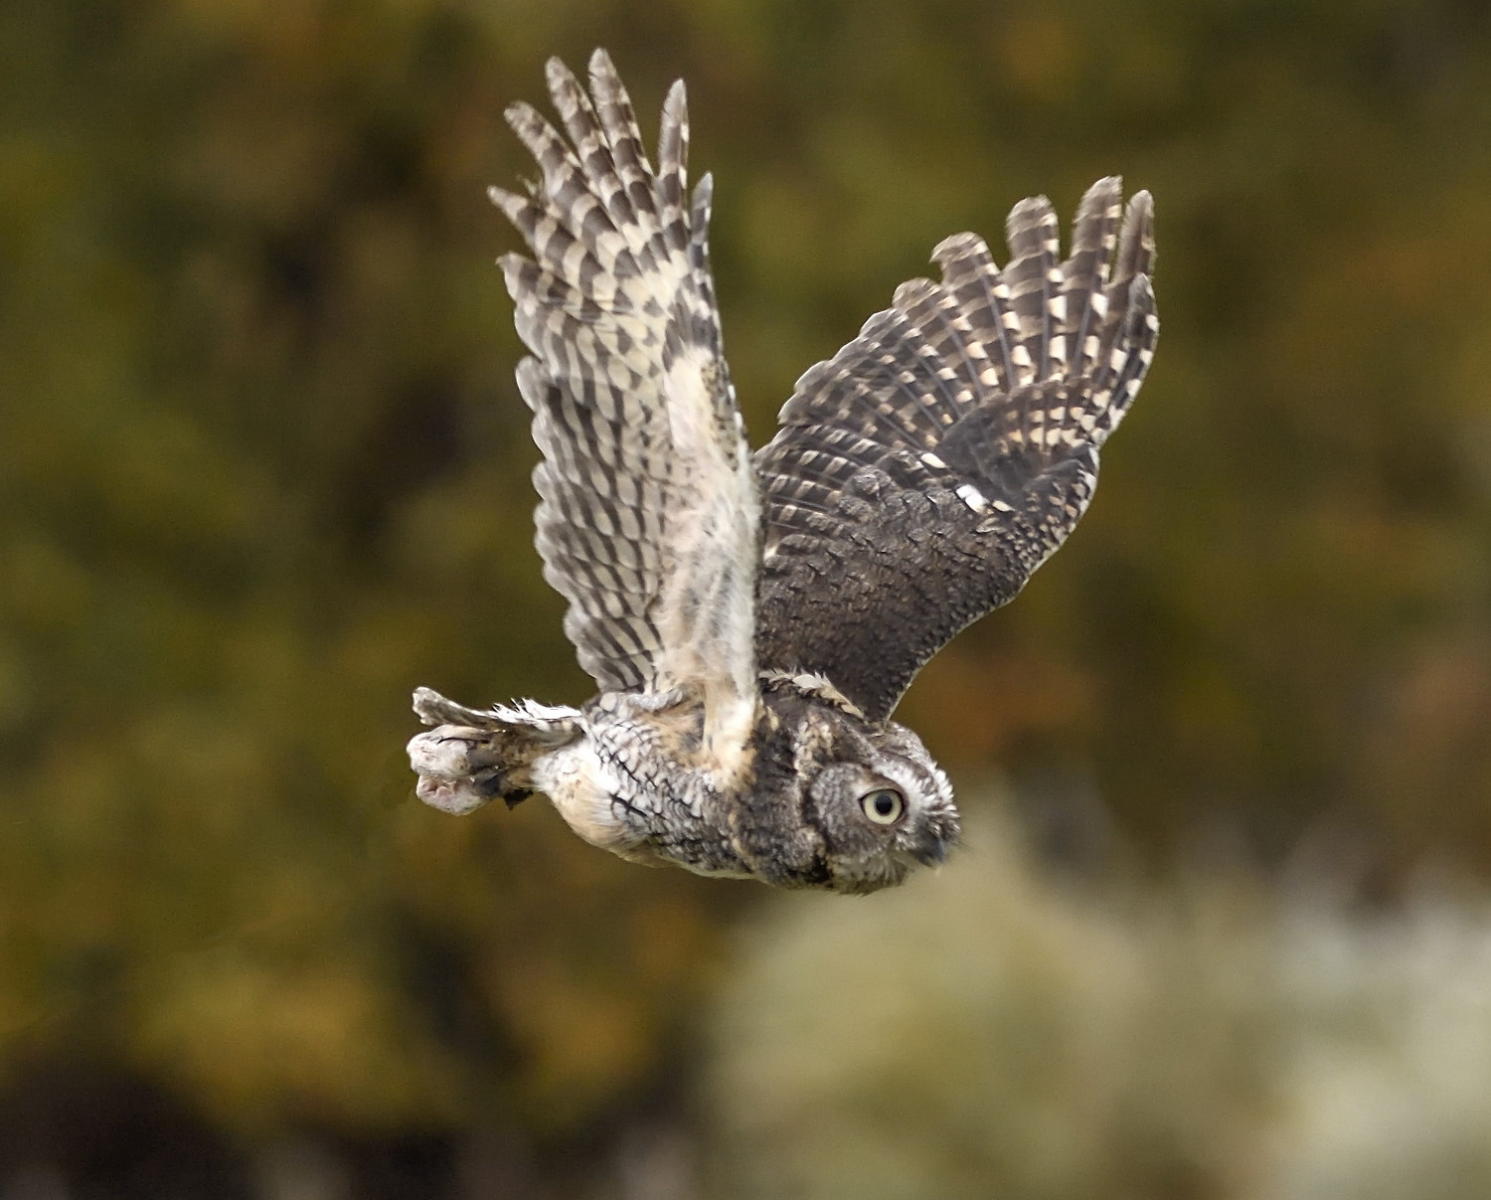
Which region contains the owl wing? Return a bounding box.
[755,179,1157,722]
[493,52,758,757]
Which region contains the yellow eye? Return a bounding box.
[860,788,905,825]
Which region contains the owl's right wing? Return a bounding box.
[755,179,1157,722]
[492,52,758,760]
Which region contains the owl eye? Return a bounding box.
[859,787,906,825]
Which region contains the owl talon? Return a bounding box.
[473,766,530,807]
[408,722,539,814]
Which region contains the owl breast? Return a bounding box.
[531,698,756,877]
[530,739,642,858]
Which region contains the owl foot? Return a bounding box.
[407,725,529,814]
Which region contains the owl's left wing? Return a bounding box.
[492,52,759,767]
[755,179,1157,722]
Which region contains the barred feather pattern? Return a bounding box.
[492,51,759,755]
[755,178,1157,721]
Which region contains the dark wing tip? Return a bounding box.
[658,78,689,172]
[1121,189,1157,275]
[1005,194,1056,241]
[588,46,625,97]
[930,230,988,269]
[1075,175,1124,226]
[501,99,536,133]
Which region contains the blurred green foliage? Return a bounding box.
[2,0,1489,1195]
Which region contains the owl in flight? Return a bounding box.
[408,50,1157,893]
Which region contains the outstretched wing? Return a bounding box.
[492,51,758,756]
[755,178,1157,721]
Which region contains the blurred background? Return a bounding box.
[3,0,1491,1196]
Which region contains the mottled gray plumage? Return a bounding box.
[756,183,1156,720]
[407,50,1158,893]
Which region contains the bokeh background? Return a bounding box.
[4,0,1491,1196]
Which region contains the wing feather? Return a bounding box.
[1003,196,1061,380]
[496,51,758,765]
[756,179,1157,721]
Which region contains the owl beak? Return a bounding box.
[910,832,950,867]
[908,810,959,867]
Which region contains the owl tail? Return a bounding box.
[407,687,580,814]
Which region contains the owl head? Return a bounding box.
[806,717,959,894]
[754,680,960,893]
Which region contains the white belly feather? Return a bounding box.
[531,741,641,857]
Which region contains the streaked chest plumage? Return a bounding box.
[534,693,749,876]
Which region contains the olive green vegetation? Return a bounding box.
[2,0,1489,1195]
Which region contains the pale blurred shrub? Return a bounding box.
[704,797,1491,1200]
[1265,898,1491,1200]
